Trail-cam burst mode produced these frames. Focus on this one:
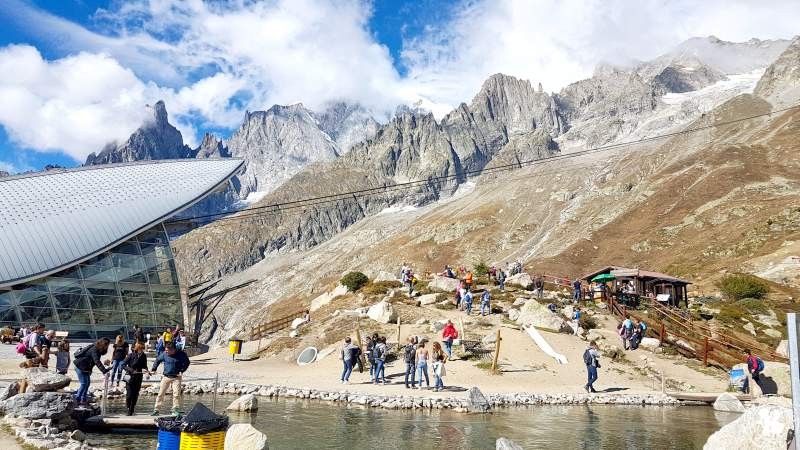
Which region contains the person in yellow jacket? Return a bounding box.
[163,327,173,343]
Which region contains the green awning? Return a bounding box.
[591,273,616,282]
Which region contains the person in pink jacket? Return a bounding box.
[442,320,459,358]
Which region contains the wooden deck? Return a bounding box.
[84,414,159,429]
[669,392,752,403]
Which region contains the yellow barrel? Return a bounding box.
[179,431,225,450]
[228,339,242,355]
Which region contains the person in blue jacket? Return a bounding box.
[150,342,190,416]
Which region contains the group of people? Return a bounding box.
[340,321,458,392]
[453,283,492,316]
[618,315,648,351]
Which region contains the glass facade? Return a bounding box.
[0,224,183,339]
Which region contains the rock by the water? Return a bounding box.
[762,328,782,339]
[25,369,71,392]
[712,393,745,413]
[561,305,574,319]
[428,276,460,293]
[515,300,566,332]
[367,301,397,324]
[703,405,791,450]
[466,387,491,413]
[496,437,524,450]
[70,430,86,442]
[418,294,440,306]
[227,393,259,412]
[733,361,791,397]
[224,423,269,450]
[506,273,533,289]
[1,392,74,419]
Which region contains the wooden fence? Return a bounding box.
[607,296,787,369]
[249,310,308,341]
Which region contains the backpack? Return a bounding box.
[404,344,416,363]
[573,311,581,320]
[15,341,27,355]
[373,345,386,361]
[347,346,361,361]
[582,349,593,366]
[757,358,765,372]
[750,356,765,372]
[639,322,647,332]
[73,344,93,360]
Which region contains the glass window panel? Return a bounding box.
[88,295,122,311]
[111,253,145,271]
[137,228,169,245]
[13,282,48,293]
[0,290,16,307]
[119,283,150,298]
[18,306,58,323]
[113,241,141,255]
[123,297,153,313]
[16,290,52,308]
[140,241,173,259]
[59,325,94,340]
[116,267,147,284]
[150,284,180,301]
[154,313,182,328]
[154,301,182,317]
[148,270,178,286]
[52,292,88,309]
[126,312,155,327]
[51,266,82,279]
[58,309,93,325]
[83,253,113,268]
[79,264,118,282]
[46,277,83,294]
[0,309,18,322]
[92,310,122,324]
[83,281,117,297]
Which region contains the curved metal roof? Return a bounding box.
[0,158,243,287]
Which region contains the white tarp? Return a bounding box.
[524,325,568,364]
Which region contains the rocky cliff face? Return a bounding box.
[314,102,380,152]
[84,101,194,165]
[195,133,229,159]
[754,36,800,105]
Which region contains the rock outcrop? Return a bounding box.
[367,301,397,324]
[466,387,491,413]
[712,392,745,413]
[226,393,259,412]
[703,405,792,450]
[224,423,269,450]
[754,36,800,105]
[0,392,74,419]
[428,276,460,293]
[25,369,70,392]
[515,300,566,332]
[496,437,524,450]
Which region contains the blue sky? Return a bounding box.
[0,0,798,173]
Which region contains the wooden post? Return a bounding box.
[459,317,467,352]
[396,316,401,349]
[491,329,502,372]
[355,318,366,371]
[703,337,709,367]
[659,322,666,345]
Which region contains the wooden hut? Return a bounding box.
[582,266,692,308]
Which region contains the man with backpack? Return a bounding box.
[480,290,491,316]
[464,289,474,315]
[572,279,582,303]
[620,315,634,350]
[745,349,765,395]
[73,338,112,406]
[372,337,387,384]
[403,336,417,388]
[572,308,582,336]
[583,340,601,393]
[497,269,506,292]
[339,337,359,385]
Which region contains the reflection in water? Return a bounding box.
[86,395,734,450]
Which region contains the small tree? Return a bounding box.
[473,260,489,276]
[717,273,769,300]
[340,272,369,292]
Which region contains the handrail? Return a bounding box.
[249,309,308,341]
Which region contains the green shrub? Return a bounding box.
[340,272,369,292]
[717,303,747,324]
[735,298,769,314]
[579,315,598,331]
[473,260,489,276]
[717,273,769,300]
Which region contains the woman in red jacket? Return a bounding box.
[442,320,458,358]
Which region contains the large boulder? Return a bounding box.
[466,387,491,413]
[585,330,604,342]
[310,284,348,312]
[515,300,566,332]
[25,368,71,392]
[428,276,460,293]
[638,337,661,352]
[226,393,259,412]
[418,294,440,306]
[1,392,74,419]
[733,361,791,397]
[712,393,745,413]
[496,438,524,450]
[507,308,520,321]
[224,423,269,450]
[374,271,400,283]
[0,382,19,401]
[506,273,533,289]
[367,301,397,324]
[703,405,792,450]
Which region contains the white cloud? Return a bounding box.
[401,0,800,108]
[0,0,798,163]
[0,160,17,174]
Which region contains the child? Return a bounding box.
[55,340,70,375]
[432,353,446,392]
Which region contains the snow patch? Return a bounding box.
[240,191,269,205]
[661,68,764,106]
[378,204,419,215]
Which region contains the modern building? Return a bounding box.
[0,159,243,339]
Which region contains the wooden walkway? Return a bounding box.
[669,392,752,403]
[84,414,158,429]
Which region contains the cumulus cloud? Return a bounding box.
[0,0,798,163]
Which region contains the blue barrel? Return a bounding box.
[158,429,181,450]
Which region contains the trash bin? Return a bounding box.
[179,402,228,450]
[228,338,243,361]
[157,416,183,450]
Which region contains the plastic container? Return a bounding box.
[179,431,225,450]
[228,339,243,360]
[158,429,181,450]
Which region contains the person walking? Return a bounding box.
[339,337,358,384]
[464,289,474,315]
[465,271,474,290]
[55,340,70,375]
[373,337,387,384]
[122,342,150,416]
[454,287,462,309]
[744,349,765,395]
[620,316,634,350]
[416,341,430,389]
[497,269,506,292]
[572,307,582,336]
[365,334,377,380]
[442,320,458,358]
[132,324,145,344]
[110,335,129,388]
[73,338,111,406]
[403,337,417,388]
[432,353,446,392]
[572,279,582,303]
[534,275,544,300]
[174,330,187,351]
[480,289,491,316]
[150,342,191,416]
[583,340,601,393]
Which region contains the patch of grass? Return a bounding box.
[435,302,456,310]
[579,315,598,331]
[735,298,769,314]
[475,361,502,375]
[717,273,769,300]
[414,281,433,295]
[361,280,402,295]
[716,303,749,324]
[475,319,493,328]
